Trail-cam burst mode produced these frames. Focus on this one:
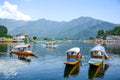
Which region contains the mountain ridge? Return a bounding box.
[0,17,118,39]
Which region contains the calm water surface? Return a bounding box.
[0,41,120,80]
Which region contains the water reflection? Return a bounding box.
[105,40,120,53]
[18,56,31,63]
[0,43,7,52]
[0,59,29,77]
[10,52,37,64]
[0,44,8,58]
[64,62,80,78]
[46,46,56,51]
[88,64,109,79]
[0,41,120,80]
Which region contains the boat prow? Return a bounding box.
[89,58,103,66]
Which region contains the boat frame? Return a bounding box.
[88,44,106,66]
[10,44,36,57]
[64,47,81,65]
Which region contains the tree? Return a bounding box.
[104,26,120,36]
[96,29,104,38]
[96,26,120,39]
[0,25,13,38]
[33,36,37,40]
[0,25,8,34]
[113,26,120,35]
[89,37,94,40]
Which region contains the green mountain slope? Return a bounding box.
[0,17,118,39]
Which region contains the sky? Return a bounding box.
[0,0,120,23]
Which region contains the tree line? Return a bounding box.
[90,26,120,40]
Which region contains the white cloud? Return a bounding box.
[0,1,31,21]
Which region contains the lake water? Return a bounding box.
[0,41,120,80]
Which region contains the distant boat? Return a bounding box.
[88,44,109,66]
[10,44,37,58]
[64,47,83,65]
[46,40,57,48]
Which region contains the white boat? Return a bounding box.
[64,47,82,65]
[10,44,37,58]
[88,44,109,66]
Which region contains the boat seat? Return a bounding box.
[68,58,76,62]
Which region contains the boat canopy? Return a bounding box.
[14,44,31,48]
[90,44,105,53]
[66,47,80,54]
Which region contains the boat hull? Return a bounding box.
[10,51,36,57]
[89,61,103,66]
[64,60,80,65]
[89,58,103,66]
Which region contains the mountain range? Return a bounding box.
[0,17,118,39]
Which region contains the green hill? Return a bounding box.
[0,17,118,39]
[96,26,120,39]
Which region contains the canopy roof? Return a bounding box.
[90,44,105,53]
[14,44,31,48]
[66,47,80,53]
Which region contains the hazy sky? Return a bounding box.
[0,0,120,23]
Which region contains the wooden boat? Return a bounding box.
[10,44,37,58]
[88,64,109,79]
[64,47,82,65]
[88,44,109,66]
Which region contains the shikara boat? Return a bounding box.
[10,44,37,58]
[64,47,82,65]
[88,44,109,66]
[46,41,56,48]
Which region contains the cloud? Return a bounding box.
[21,0,32,2]
[0,1,31,21]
